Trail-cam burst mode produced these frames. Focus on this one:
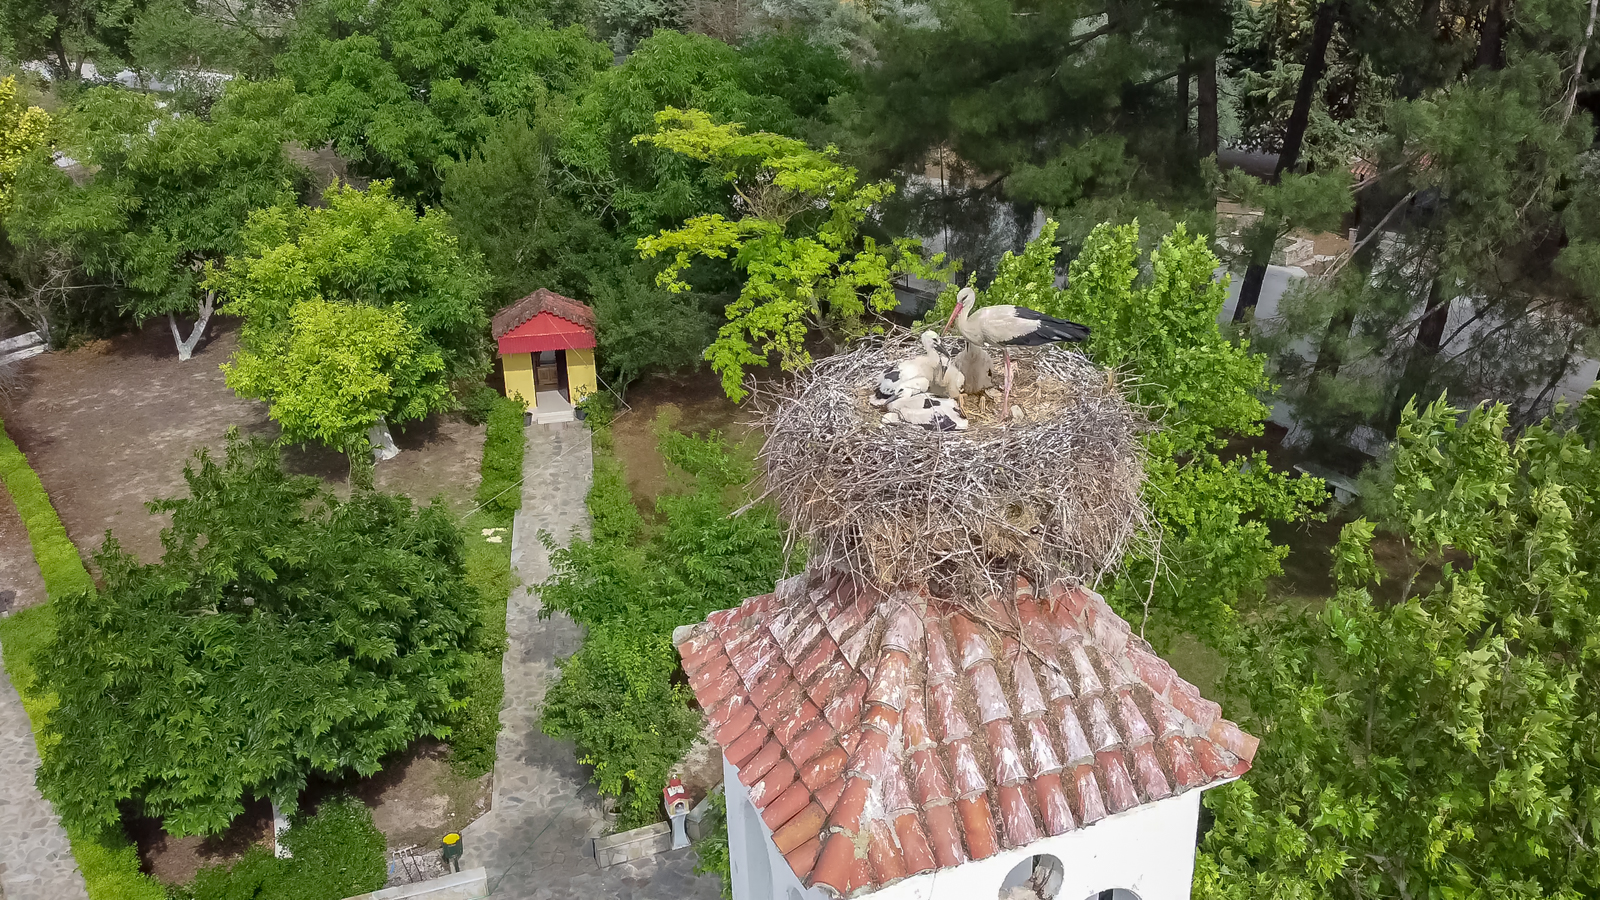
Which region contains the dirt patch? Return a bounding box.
[2,317,487,564]
[303,739,490,851]
[1,318,273,564]
[0,480,46,613]
[127,796,274,885]
[611,371,754,511]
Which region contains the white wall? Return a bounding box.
[725,754,1210,900]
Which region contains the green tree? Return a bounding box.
[560,31,855,237]
[222,299,448,458]
[0,76,50,217]
[0,0,136,82]
[212,180,490,454]
[276,0,611,199]
[1197,392,1600,900]
[928,219,1325,642]
[637,107,952,399]
[39,435,484,837]
[6,80,302,359]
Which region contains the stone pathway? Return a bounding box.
[461,422,719,900]
[0,652,88,900]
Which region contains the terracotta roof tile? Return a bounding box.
[676,570,1255,897]
[785,837,823,881]
[894,813,938,875]
[997,783,1041,848]
[799,747,849,792]
[789,721,837,766]
[766,694,816,745]
[490,288,595,338]
[764,782,814,832]
[919,802,965,868]
[726,727,767,768]
[749,760,797,809]
[814,777,846,813]
[740,739,783,786]
[774,803,828,854]
[957,795,998,859]
[1032,773,1076,835]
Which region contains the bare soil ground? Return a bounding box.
[610,370,754,511]
[0,317,492,886]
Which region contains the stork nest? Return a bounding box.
[756,330,1152,603]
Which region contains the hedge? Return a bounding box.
[0,417,166,900]
[450,394,525,776]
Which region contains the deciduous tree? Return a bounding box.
[212,180,490,451]
[1197,393,1600,900]
[39,434,484,837]
[637,107,952,399]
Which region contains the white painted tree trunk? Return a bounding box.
[369,416,401,463]
[271,801,292,859]
[168,291,216,361]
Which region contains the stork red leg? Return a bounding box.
[1001,348,1014,421]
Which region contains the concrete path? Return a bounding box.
[0,654,89,900]
[461,422,718,900]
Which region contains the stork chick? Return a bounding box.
[882,392,968,431]
[871,331,946,407]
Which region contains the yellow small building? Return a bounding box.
[491,289,598,424]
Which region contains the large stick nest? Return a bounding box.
[756,331,1151,603]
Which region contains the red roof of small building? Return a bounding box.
[492,289,596,355]
[675,569,1258,899]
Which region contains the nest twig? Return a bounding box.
[755,330,1152,604]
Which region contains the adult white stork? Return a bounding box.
[871,331,947,407]
[943,286,1090,419]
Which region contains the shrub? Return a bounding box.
[458,382,503,424]
[178,798,386,900]
[449,392,524,776]
[540,422,785,827]
[474,394,527,518]
[692,792,732,900]
[0,418,93,599]
[40,434,484,837]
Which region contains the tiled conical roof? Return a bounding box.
[674,568,1257,899]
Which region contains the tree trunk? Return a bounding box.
[1277,1,1338,179]
[1476,0,1506,71]
[167,291,216,361]
[1232,1,1339,322]
[1388,276,1450,426]
[1197,56,1219,157]
[369,416,400,463]
[1176,55,1191,135]
[1398,0,1443,98]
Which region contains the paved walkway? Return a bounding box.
[462,422,718,900]
[0,652,88,900]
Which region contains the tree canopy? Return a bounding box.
[638,107,951,398]
[38,435,484,837]
[1198,392,1600,900]
[6,80,302,357]
[212,180,489,449]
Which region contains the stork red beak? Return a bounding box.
[942,299,962,335]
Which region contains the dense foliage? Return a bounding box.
[212,181,489,454]
[1198,392,1600,900]
[38,435,484,836]
[540,415,785,827]
[177,798,388,900]
[639,107,952,398]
